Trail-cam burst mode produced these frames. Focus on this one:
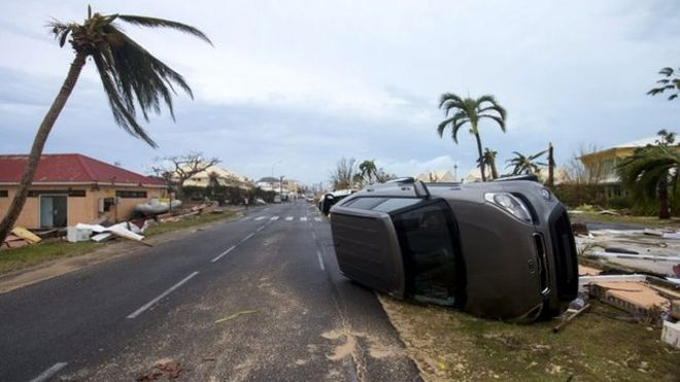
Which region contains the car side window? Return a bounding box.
[392,201,459,305]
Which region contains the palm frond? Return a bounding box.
[92,52,158,147]
[478,114,506,131]
[117,15,213,45]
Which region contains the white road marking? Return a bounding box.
[314,217,322,222]
[257,225,265,232]
[300,217,308,222]
[30,362,68,382]
[241,233,255,242]
[127,272,199,319]
[241,216,250,221]
[255,216,266,221]
[270,216,279,221]
[312,232,317,240]
[285,216,294,221]
[316,250,325,271]
[211,245,236,263]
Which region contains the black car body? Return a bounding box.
[329,177,578,321]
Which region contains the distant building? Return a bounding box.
[182,165,253,190]
[256,177,300,195]
[0,154,166,229]
[579,136,660,184]
[414,170,456,183]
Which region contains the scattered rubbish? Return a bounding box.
[671,300,680,320]
[604,247,639,254]
[67,226,92,243]
[91,233,114,243]
[643,228,664,237]
[11,227,41,244]
[136,361,182,381]
[135,198,183,216]
[586,251,680,263]
[661,321,680,349]
[589,281,670,324]
[1,234,30,249]
[578,265,602,276]
[572,222,589,236]
[553,304,591,333]
[215,308,261,323]
[598,209,620,216]
[662,232,680,240]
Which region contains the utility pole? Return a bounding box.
[280,175,285,201]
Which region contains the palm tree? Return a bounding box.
[482,148,499,180]
[648,67,680,101]
[358,160,379,184]
[0,6,211,243]
[617,130,679,219]
[506,150,547,176]
[437,93,507,181]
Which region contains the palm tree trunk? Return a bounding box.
[658,172,670,219]
[473,130,486,181]
[490,159,499,180]
[547,143,555,187]
[0,53,86,243]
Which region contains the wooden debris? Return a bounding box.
[11,227,41,244]
[553,304,591,333]
[589,281,670,323]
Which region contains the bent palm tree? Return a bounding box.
[506,150,547,176]
[0,6,211,243]
[437,93,507,181]
[616,130,679,219]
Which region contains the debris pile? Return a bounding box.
[576,271,680,348]
[575,228,680,277]
[0,227,42,249]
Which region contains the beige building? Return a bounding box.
[0,154,166,229]
[181,164,253,190]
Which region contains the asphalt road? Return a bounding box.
[0,201,421,382]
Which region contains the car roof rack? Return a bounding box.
[493,174,539,182]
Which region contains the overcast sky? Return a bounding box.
[1,0,679,186]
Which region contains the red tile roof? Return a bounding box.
[0,154,165,186]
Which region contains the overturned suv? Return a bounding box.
[329,176,578,322]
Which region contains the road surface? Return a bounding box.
[0,201,421,382]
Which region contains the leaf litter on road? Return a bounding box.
[215,308,261,323]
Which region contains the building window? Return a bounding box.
[116,190,147,199]
[0,190,7,197]
[27,189,85,197]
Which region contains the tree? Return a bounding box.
[506,150,547,176]
[617,130,679,219]
[330,157,356,190]
[0,6,211,243]
[648,67,680,101]
[482,148,499,180]
[546,143,556,187]
[151,152,220,199]
[437,93,507,182]
[357,160,379,184]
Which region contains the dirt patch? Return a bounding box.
[379,294,680,382]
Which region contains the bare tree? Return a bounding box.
[152,152,219,198]
[564,144,603,185]
[330,157,356,190]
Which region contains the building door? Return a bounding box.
[40,195,68,228]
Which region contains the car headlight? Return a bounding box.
[484,192,532,223]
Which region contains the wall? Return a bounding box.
[0,184,166,229]
[0,185,96,229]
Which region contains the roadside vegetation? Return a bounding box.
[380,296,680,382]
